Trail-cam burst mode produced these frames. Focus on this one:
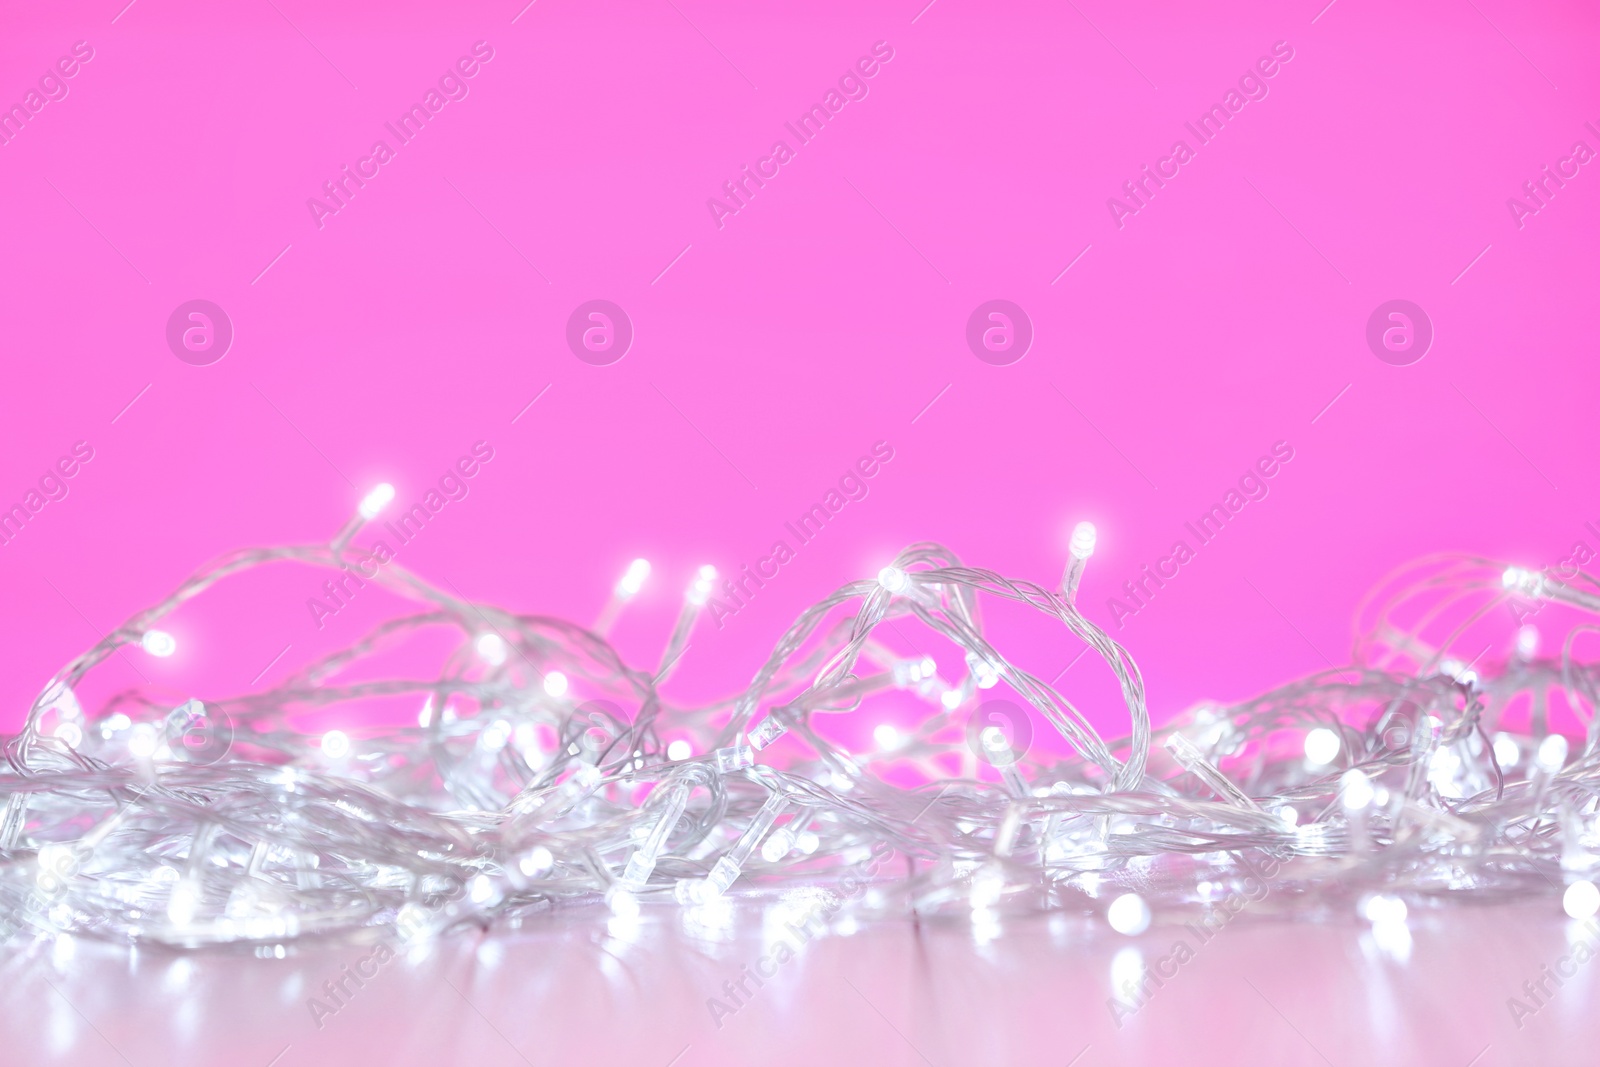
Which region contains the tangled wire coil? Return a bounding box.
[5,496,1599,949]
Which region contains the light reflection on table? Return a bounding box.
[6,898,1591,1066]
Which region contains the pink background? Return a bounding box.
[4,0,1598,733]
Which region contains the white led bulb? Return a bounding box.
[617,559,651,598]
[1069,521,1097,560]
[358,483,395,520]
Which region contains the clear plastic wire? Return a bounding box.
[4,509,1597,949]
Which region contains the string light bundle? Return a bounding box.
[5,492,1600,952]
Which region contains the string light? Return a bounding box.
[475,633,509,666]
[1564,881,1600,920]
[595,558,652,636]
[1107,893,1150,935]
[877,566,908,593]
[1063,521,1096,604]
[3,529,1599,951]
[1304,727,1340,766]
[140,631,177,657]
[617,559,651,598]
[357,483,395,521]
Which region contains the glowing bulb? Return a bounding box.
[1493,733,1520,769]
[128,723,158,758]
[1503,567,1543,596]
[1304,727,1340,766]
[475,633,508,666]
[1360,894,1408,924]
[796,830,819,854]
[1517,625,1539,659]
[53,722,83,748]
[520,846,554,877]
[396,902,429,940]
[358,483,395,520]
[167,880,198,926]
[543,671,569,698]
[320,731,350,759]
[1069,521,1097,560]
[1107,893,1150,935]
[608,887,640,919]
[418,696,434,728]
[940,689,962,710]
[873,724,902,750]
[480,719,511,752]
[469,874,497,905]
[1537,734,1569,773]
[37,843,72,876]
[1564,880,1600,920]
[980,726,1010,754]
[970,863,1005,909]
[141,631,177,657]
[617,558,651,598]
[1340,768,1375,811]
[687,565,718,605]
[877,566,908,593]
[1278,805,1299,827]
[666,739,692,761]
[761,828,795,863]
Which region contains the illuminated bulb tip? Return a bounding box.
[1565,881,1600,920]
[1069,521,1097,561]
[687,564,718,605]
[1517,625,1540,658]
[542,671,569,698]
[1361,894,1408,925]
[980,726,1009,753]
[1492,733,1520,769]
[666,739,692,761]
[1304,727,1340,766]
[475,633,508,666]
[608,887,641,919]
[320,730,350,759]
[358,483,395,521]
[940,689,963,710]
[128,723,158,759]
[1502,566,1525,589]
[877,566,908,594]
[141,630,177,658]
[519,846,554,877]
[53,722,83,749]
[167,881,198,926]
[1537,734,1569,773]
[617,558,651,597]
[873,724,902,750]
[761,830,794,863]
[1340,768,1375,811]
[1107,893,1151,935]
